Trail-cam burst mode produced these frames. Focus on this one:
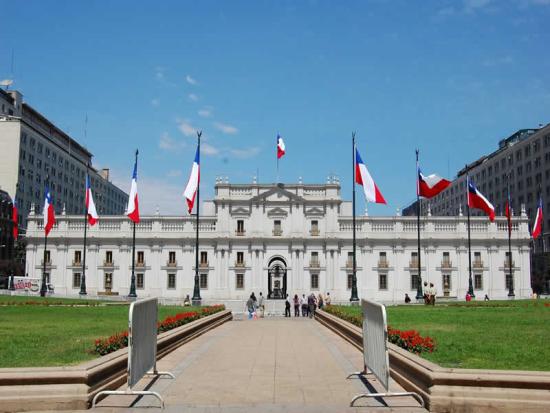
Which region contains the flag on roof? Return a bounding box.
[86,174,99,226]
[184,145,200,214]
[355,148,386,204]
[467,178,495,221]
[43,185,56,236]
[126,159,140,223]
[532,196,543,239]
[277,134,285,159]
[418,169,451,198]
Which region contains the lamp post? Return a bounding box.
[507,173,515,297]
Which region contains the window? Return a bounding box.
[45,250,51,263]
[137,273,144,289]
[411,273,419,290]
[474,273,483,290]
[311,220,319,235]
[104,273,113,290]
[73,272,81,289]
[311,273,319,290]
[273,220,282,235]
[379,273,387,290]
[310,251,319,266]
[200,251,208,265]
[237,219,244,234]
[505,272,513,290]
[169,251,176,264]
[379,251,387,267]
[74,250,82,264]
[347,273,353,290]
[347,251,354,266]
[474,251,481,266]
[200,273,208,289]
[442,252,450,267]
[411,251,418,268]
[167,273,176,289]
[236,273,244,289]
[237,251,244,265]
[137,251,144,264]
[105,251,113,264]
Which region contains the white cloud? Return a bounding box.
[214,121,239,135]
[186,75,198,85]
[188,93,199,102]
[151,98,160,107]
[177,119,197,137]
[230,147,260,159]
[202,143,219,156]
[159,132,185,151]
[198,108,212,118]
[155,66,165,81]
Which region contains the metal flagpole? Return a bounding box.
[466,166,475,298]
[350,132,359,302]
[129,150,138,299]
[415,149,423,300]
[80,164,90,295]
[192,131,202,305]
[507,175,515,297]
[40,175,49,297]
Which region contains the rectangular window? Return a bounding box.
[72,272,81,288]
[137,273,144,289]
[347,251,354,267]
[169,251,176,264]
[347,273,353,290]
[45,250,51,263]
[74,250,81,265]
[379,251,388,267]
[237,251,244,265]
[200,251,208,265]
[104,273,113,290]
[411,273,419,290]
[379,273,387,290]
[167,273,176,289]
[442,251,450,267]
[200,273,208,289]
[474,273,483,290]
[137,251,144,264]
[237,219,244,234]
[311,273,319,290]
[311,220,319,235]
[105,251,113,264]
[236,273,244,289]
[273,220,282,235]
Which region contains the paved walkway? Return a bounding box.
[93,316,426,412]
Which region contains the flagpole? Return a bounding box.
[350,132,359,302]
[415,149,423,300]
[80,164,90,296]
[40,175,49,298]
[192,131,202,305]
[466,166,475,298]
[507,173,514,297]
[128,150,138,299]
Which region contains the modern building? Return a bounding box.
[24,180,533,305]
[0,89,128,230]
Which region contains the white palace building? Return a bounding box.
[24,180,533,304]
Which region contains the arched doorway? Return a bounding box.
[268,257,287,299]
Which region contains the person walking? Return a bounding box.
[301,294,308,317]
[423,281,429,305]
[429,282,437,306]
[317,293,324,310]
[285,294,291,317]
[325,292,331,306]
[258,292,265,318]
[308,293,317,318]
[405,293,411,304]
[245,294,256,320]
[293,294,300,317]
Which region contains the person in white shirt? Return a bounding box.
[429,283,437,306]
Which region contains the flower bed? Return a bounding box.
[93,304,225,356]
[323,305,435,355]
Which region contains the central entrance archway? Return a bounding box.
[267,257,287,299]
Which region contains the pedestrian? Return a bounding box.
[484,294,490,301]
[465,292,472,302]
[317,293,324,310]
[308,293,317,318]
[285,294,291,317]
[404,293,411,304]
[429,283,437,306]
[251,292,257,303]
[423,281,429,305]
[245,294,256,319]
[325,292,331,306]
[183,294,191,306]
[301,294,308,317]
[293,294,300,317]
[258,292,265,318]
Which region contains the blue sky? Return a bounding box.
[1,0,549,215]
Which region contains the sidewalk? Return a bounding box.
[92,316,426,413]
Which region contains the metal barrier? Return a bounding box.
[347,299,424,408]
[92,298,175,408]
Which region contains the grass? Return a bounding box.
[0,294,114,305]
[329,300,550,371]
[0,298,203,368]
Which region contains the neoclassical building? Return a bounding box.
[24,181,533,304]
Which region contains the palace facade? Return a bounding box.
[24,181,533,304]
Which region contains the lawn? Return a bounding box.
[327,300,550,371]
[0,296,203,368]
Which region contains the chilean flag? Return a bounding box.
[184,145,200,214]
[86,174,99,226]
[12,198,18,239]
[467,178,495,221]
[277,134,285,159]
[418,169,451,198]
[43,185,56,236]
[355,148,386,204]
[504,189,512,235]
[532,196,543,239]
[126,160,140,223]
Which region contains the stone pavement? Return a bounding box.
[91,316,426,413]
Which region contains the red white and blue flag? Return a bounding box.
[184,145,200,214]
[43,185,56,236]
[12,198,18,239]
[504,189,512,235]
[126,160,140,223]
[467,178,495,221]
[532,196,543,239]
[417,169,451,198]
[86,174,99,226]
[277,134,285,159]
[355,148,386,204]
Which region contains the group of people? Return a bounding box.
[404,281,437,305]
[244,291,332,319]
